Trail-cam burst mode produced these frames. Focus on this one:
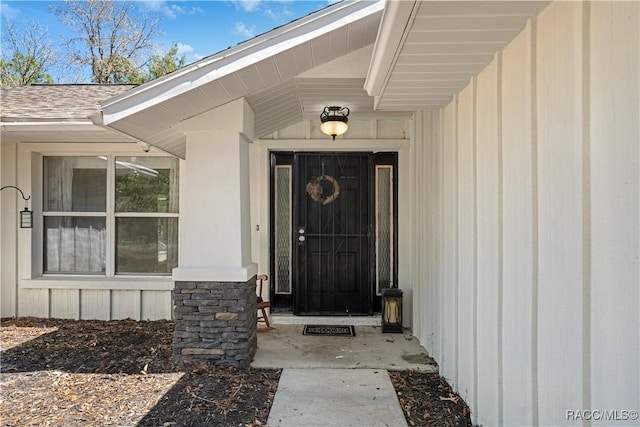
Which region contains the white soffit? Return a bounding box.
[366,0,551,111]
[247,45,380,137]
[100,0,384,154]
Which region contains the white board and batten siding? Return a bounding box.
[536,3,585,422]
[410,2,640,426]
[589,1,640,420]
[17,287,173,321]
[501,20,536,427]
[441,101,458,386]
[474,58,501,427]
[456,83,476,411]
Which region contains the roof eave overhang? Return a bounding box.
[0,119,140,144]
[101,0,385,126]
[364,0,419,106]
[2,120,99,133]
[365,0,551,112]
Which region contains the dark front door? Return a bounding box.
[294,153,371,315]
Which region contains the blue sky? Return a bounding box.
[1,0,333,82]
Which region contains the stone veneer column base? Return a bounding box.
[173,277,257,367]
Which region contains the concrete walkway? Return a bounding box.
[267,368,408,427]
[253,321,437,426]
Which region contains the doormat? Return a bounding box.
[302,325,356,337]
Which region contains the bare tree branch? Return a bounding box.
[50,0,163,83]
[1,22,57,86]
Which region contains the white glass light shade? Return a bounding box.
[320,120,349,138]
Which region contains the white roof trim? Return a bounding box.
[364,0,419,104]
[102,0,385,126]
[1,120,98,132]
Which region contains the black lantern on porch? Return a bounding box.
[381,288,403,333]
[0,186,33,229]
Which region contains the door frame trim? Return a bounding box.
[269,151,399,315]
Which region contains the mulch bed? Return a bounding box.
[1,318,471,427]
[389,370,472,426]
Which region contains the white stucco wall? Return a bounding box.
[410,2,639,426]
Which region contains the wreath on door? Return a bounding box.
[306,175,340,205]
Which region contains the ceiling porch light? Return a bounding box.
[320,106,350,140]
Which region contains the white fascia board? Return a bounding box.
[102,0,385,126]
[0,120,144,145]
[1,120,99,133]
[364,0,419,97]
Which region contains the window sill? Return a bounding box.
[20,276,174,291]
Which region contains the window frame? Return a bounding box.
[41,153,180,277]
[17,142,186,291]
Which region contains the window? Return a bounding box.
[274,165,292,294]
[375,165,394,293]
[43,156,179,275]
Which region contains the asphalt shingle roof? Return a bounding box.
[0,84,137,121]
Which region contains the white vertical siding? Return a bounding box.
[424,111,436,353]
[431,110,444,365]
[17,289,48,317]
[456,84,476,411]
[1,141,18,317]
[111,290,141,320]
[9,286,173,321]
[409,110,420,330]
[589,2,640,424]
[501,22,536,427]
[411,1,640,426]
[141,290,173,321]
[50,289,80,319]
[536,3,586,423]
[410,111,423,343]
[441,101,458,385]
[475,59,501,427]
[81,290,111,320]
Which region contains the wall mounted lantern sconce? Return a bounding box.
[0,186,33,228]
[381,287,403,333]
[320,106,350,140]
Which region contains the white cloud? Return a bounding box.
[142,1,167,13]
[264,6,294,22]
[0,3,21,20]
[232,0,262,13]
[175,42,195,56]
[233,22,256,38]
[141,1,203,19]
[167,4,203,19]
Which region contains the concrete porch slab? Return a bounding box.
[251,324,438,371]
[267,368,408,427]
